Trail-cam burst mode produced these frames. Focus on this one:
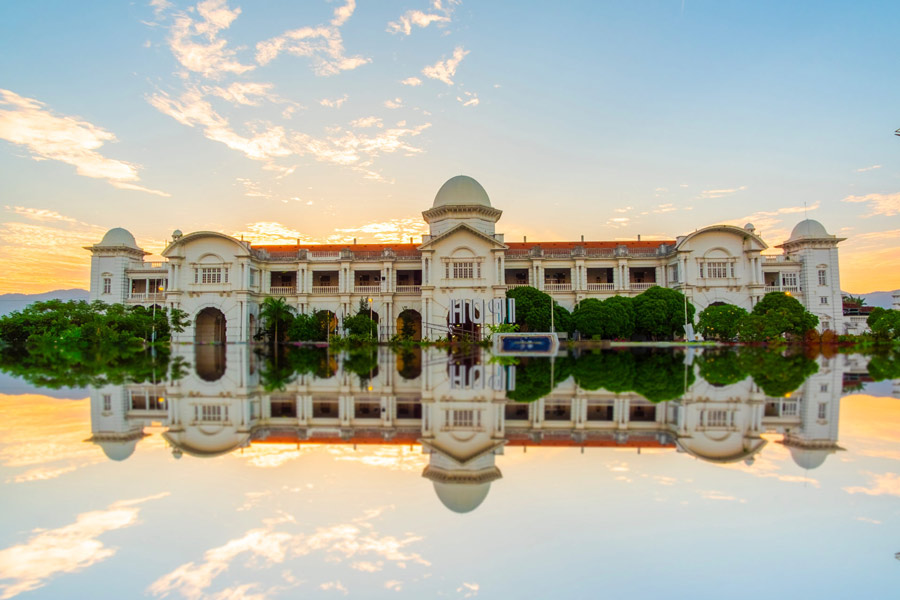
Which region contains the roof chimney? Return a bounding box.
[637,234,641,241]
[524,235,527,243]
[353,238,357,245]
[581,234,584,242]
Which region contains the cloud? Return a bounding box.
[165,0,255,78]
[0,89,169,196]
[234,217,430,246]
[385,580,403,591]
[843,192,900,217]
[855,165,881,172]
[653,203,677,213]
[320,581,348,594]
[255,1,369,76]
[723,201,821,242]
[844,472,900,497]
[333,218,429,243]
[699,185,747,199]
[148,87,292,161]
[5,206,81,225]
[383,98,403,109]
[320,95,349,109]
[401,77,422,86]
[0,494,168,599]
[387,1,453,36]
[148,510,429,600]
[350,117,383,129]
[456,91,479,107]
[422,46,469,85]
[457,582,479,598]
[209,82,280,106]
[607,217,630,228]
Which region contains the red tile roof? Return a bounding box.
[251,241,675,251]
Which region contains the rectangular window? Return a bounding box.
[818,269,827,286]
[452,262,474,279]
[201,267,222,284]
[197,405,224,421]
[705,262,729,278]
[670,264,679,283]
[820,383,828,392]
[782,273,798,287]
[103,394,111,411]
[706,410,729,428]
[817,403,827,420]
[249,269,257,286]
[102,278,111,294]
[820,296,829,305]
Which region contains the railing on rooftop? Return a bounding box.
[127,262,166,271]
[585,248,615,258]
[505,249,530,258]
[352,251,384,261]
[628,249,660,257]
[309,251,341,260]
[543,250,573,259]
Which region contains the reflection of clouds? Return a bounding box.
[331,445,428,472]
[148,508,429,599]
[844,472,900,497]
[0,394,104,482]
[233,444,316,468]
[0,493,168,599]
[320,581,348,594]
[714,436,820,487]
[457,582,479,598]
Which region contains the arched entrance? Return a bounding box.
[315,310,338,340]
[196,307,226,344]
[195,345,226,381]
[396,309,422,341]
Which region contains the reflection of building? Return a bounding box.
[89,347,857,513]
[87,176,848,342]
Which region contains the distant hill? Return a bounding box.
[856,291,898,309]
[0,289,90,316]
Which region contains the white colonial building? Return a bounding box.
[87,175,849,340]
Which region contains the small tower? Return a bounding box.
[776,220,846,332]
[85,228,147,303]
[421,175,503,239]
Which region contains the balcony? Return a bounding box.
[506,283,530,290]
[765,286,801,294]
[395,285,421,294]
[630,283,654,291]
[127,293,166,302]
[311,286,339,294]
[353,285,381,294]
[544,283,572,292]
[309,251,341,260]
[586,283,614,291]
[270,286,296,296]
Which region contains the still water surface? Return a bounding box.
[0,345,898,599]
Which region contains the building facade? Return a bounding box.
[87,175,849,340]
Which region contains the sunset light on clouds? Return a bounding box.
[0,0,898,293]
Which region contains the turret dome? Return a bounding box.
[788,219,830,241]
[432,481,492,514]
[433,176,491,208]
[98,227,139,249]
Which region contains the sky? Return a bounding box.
[0,0,898,294]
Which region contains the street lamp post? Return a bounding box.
[367,297,374,340]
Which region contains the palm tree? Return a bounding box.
[259,297,296,344]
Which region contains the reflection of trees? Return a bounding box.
[696,349,749,387]
[571,349,694,402]
[632,350,695,402]
[737,347,818,396]
[866,350,900,381]
[506,356,573,403]
[0,345,174,388]
[343,347,379,386]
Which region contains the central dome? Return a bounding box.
[98,227,139,249]
[433,175,491,208]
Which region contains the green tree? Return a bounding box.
[259,297,296,344]
[867,307,887,329]
[598,296,636,340]
[697,304,748,341]
[573,298,603,338]
[343,313,377,338]
[632,286,695,340]
[869,309,900,340]
[288,313,321,341]
[632,350,696,402]
[738,292,818,342]
[737,347,818,396]
[506,286,573,333]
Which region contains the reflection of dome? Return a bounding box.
[95,438,139,461]
[99,227,139,249]
[676,433,767,464]
[433,176,491,208]
[787,446,830,470]
[432,482,492,514]
[788,219,830,241]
